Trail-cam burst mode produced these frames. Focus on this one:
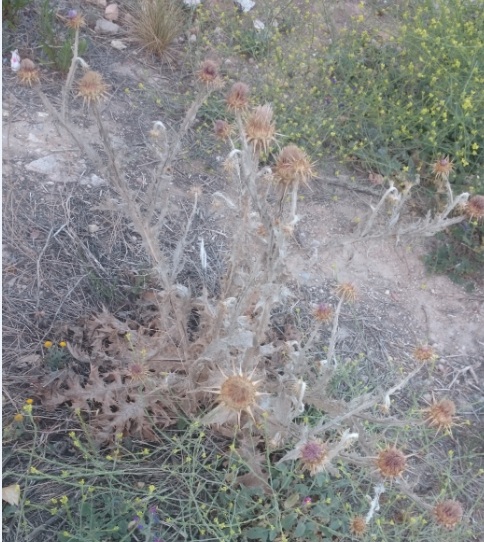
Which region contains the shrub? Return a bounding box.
[128,0,185,58]
[2,0,32,27]
[316,0,484,189]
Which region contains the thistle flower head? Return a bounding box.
[297,439,329,475]
[432,155,454,180]
[413,344,437,362]
[77,71,108,106]
[425,398,456,433]
[123,362,153,384]
[17,59,40,86]
[274,145,315,187]
[226,82,250,112]
[213,119,232,140]
[244,104,276,154]
[200,367,265,426]
[65,10,86,29]
[376,445,407,478]
[465,195,484,221]
[349,516,366,536]
[433,500,463,530]
[197,60,223,88]
[313,303,334,323]
[334,282,358,303]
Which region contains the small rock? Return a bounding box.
[26,155,60,176]
[95,18,120,34]
[88,224,100,234]
[189,34,197,43]
[253,19,265,31]
[234,0,255,12]
[111,39,127,50]
[90,174,106,187]
[105,3,119,21]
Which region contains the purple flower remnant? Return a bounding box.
[303,496,312,506]
[132,515,144,531]
[67,9,78,18]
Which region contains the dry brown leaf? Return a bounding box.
[368,172,385,185]
[67,342,90,363]
[17,353,41,369]
[2,484,20,506]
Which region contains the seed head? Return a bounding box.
[274,145,315,187]
[334,282,358,303]
[214,119,232,140]
[77,71,108,106]
[376,445,407,478]
[349,516,366,536]
[197,60,223,88]
[465,195,484,221]
[226,82,250,112]
[244,104,276,154]
[200,367,264,426]
[13,413,25,423]
[313,303,334,323]
[17,59,40,86]
[433,500,463,530]
[425,398,456,433]
[432,155,454,181]
[298,439,328,475]
[413,344,437,362]
[219,375,257,412]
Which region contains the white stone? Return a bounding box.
[95,18,120,34]
[111,40,127,50]
[234,0,255,12]
[26,155,60,176]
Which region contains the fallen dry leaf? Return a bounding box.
[2,484,20,506]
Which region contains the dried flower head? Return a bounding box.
[197,60,222,88]
[244,104,276,154]
[13,413,25,423]
[425,398,456,433]
[214,119,232,140]
[433,500,463,530]
[65,10,86,29]
[334,282,358,303]
[349,516,367,536]
[297,439,329,475]
[274,145,315,187]
[432,155,454,181]
[376,445,407,478]
[226,82,250,112]
[77,71,108,106]
[200,367,265,426]
[313,303,334,323]
[123,362,153,383]
[413,344,437,362]
[465,195,484,221]
[17,59,40,86]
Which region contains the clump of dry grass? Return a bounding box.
[128,0,184,58]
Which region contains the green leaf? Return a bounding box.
[281,512,297,530]
[245,526,270,541]
[294,520,307,537]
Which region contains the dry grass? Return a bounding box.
[128,0,184,58]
